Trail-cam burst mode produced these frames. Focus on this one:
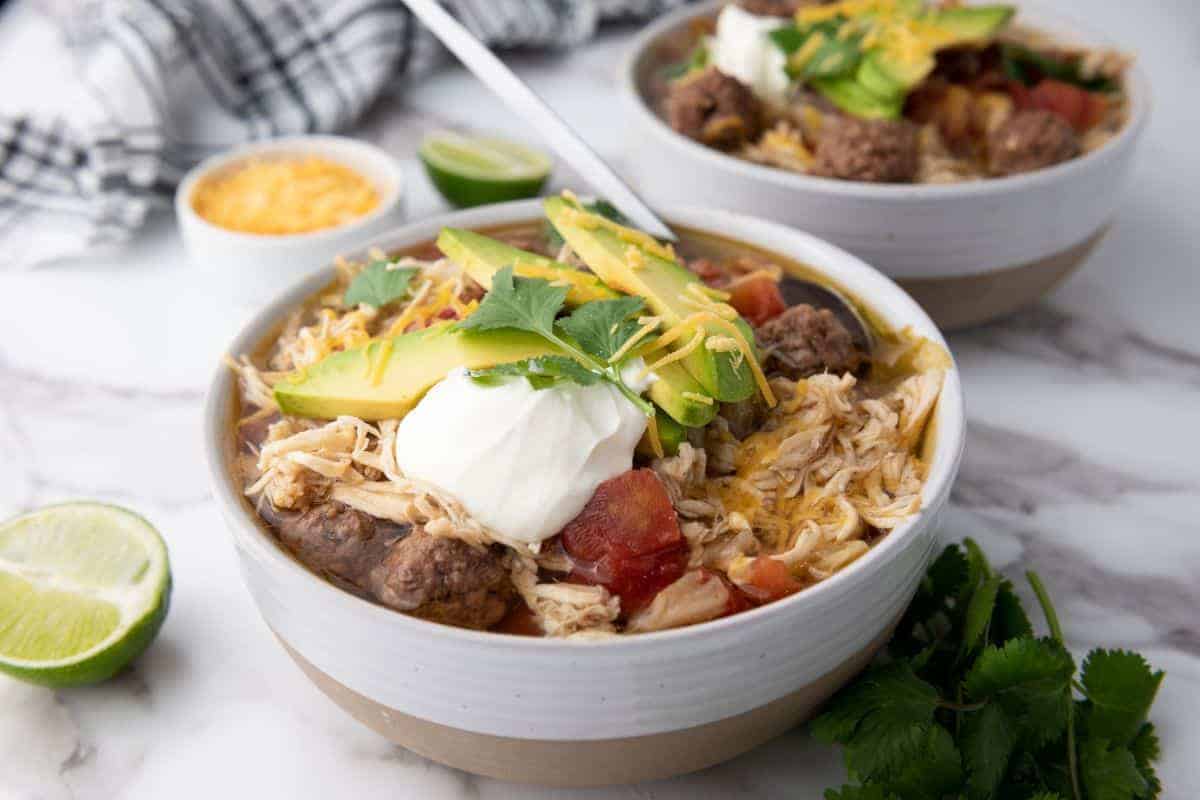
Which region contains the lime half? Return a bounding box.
[0,503,170,687]
[419,131,552,208]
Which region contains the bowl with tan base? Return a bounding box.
[621,0,1150,330]
[204,199,966,787]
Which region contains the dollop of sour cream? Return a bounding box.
[393,364,651,546]
[709,4,790,106]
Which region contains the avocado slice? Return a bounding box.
[923,5,1015,43]
[810,2,1013,114]
[813,74,905,119]
[636,408,687,458]
[274,324,556,420]
[856,50,934,101]
[648,361,719,428]
[437,227,618,307]
[544,197,757,403]
[850,4,1014,98]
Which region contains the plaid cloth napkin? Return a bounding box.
[0,0,690,268]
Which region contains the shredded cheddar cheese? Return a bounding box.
[608,316,662,364]
[645,412,665,459]
[639,329,706,380]
[192,156,379,235]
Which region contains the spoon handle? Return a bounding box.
[403,0,677,242]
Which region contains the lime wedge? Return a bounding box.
[419,131,552,208]
[0,503,170,687]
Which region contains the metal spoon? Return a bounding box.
[402,0,870,344]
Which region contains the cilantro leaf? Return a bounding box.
[964,638,1075,748]
[770,21,862,81]
[457,265,567,338]
[344,261,418,308]
[468,356,600,391]
[556,296,645,362]
[457,266,654,416]
[989,579,1034,646]
[1001,44,1118,92]
[928,543,971,600]
[1080,649,1164,745]
[875,724,963,800]
[962,701,1016,800]
[811,662,939,778]
[962,537,992,604]
[961,574,1002,658]
[891,544,967,662]
[1129,723,1162,799]
[1080,737,1151,800]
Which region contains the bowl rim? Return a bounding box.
[175,134,405,247]
[619,0,1152,201]
[204,198,966,652]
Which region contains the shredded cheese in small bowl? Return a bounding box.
[175,135,405,299]
[192,156,381,236]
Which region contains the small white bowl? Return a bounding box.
[621,1,1150,329]
[176,135,405,300]
[204,199,966,786]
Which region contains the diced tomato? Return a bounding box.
[722,577,756,616]
[1011,79,1108,132]
[687,258,731,288]
[728,276,787,327]
[738,557,803,604]
[560,469,688,614]
[436,307,459,320]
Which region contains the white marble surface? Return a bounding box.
[2,1,1199,797]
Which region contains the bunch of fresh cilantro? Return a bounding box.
[813,539,1164,800]
[458,266,653,415]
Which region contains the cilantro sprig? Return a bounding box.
[344,260,418,308]
[814,539,1164,800]
[457,266,652,414]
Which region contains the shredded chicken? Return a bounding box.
[626,570,732,633]
[656,370,943,586]
[508,555,620,638]
[242,415,538,555]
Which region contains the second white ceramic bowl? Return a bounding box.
[621,1,1150,329]
[204,200,966,786]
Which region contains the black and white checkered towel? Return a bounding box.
[0,0,690,268]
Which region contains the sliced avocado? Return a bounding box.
[812,75,904,119]
[544,197,756,403]
[856,49,935,99]
[852,5,1014,98]
[648,361,719,428]
[636,409,686,458]
[274,324,556,420]
[436,227,618,307]
[922,5,1015,43]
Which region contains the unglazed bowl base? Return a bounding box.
[279,624,893,787]
[900,228,1108,331]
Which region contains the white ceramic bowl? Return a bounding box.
[204,200,966,786]
[176,135,405,301]
[621,1,1150,329]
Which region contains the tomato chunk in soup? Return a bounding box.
[728,276,787,327]
[560,469,688,614]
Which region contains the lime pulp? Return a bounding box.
[0,503,170,687]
